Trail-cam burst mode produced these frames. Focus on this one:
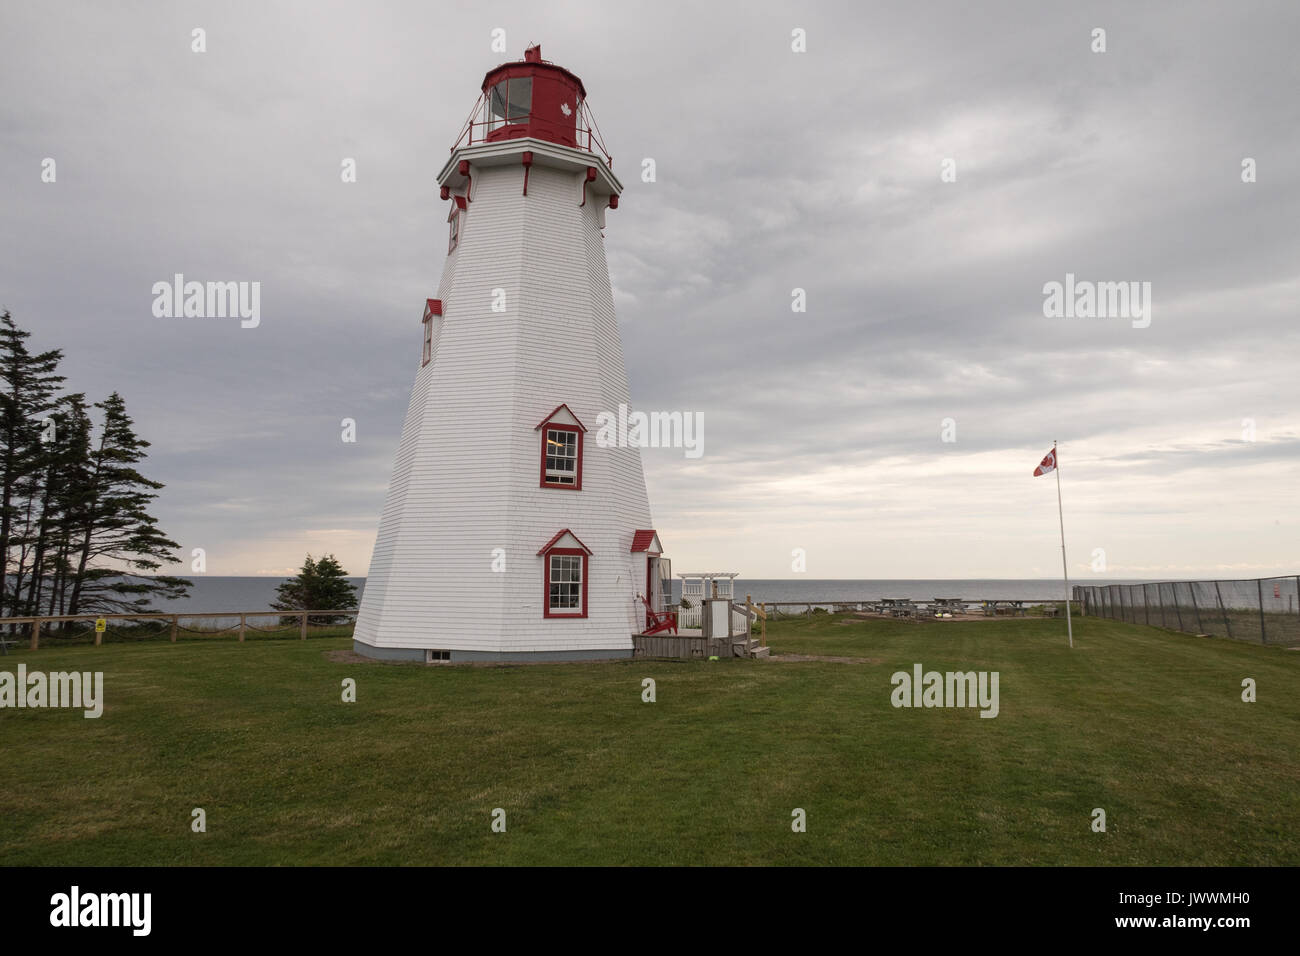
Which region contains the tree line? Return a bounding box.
[1,311,189,620]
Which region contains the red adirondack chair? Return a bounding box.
[638,594,677,635]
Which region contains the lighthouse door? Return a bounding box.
[647,556,665,625]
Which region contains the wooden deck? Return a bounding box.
[633,631,725,659]
[632,629,768,660]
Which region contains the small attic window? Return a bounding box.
[447,196,467,256]
[535,404,587,491]
[544,428,579,486]
[421,299,442,367]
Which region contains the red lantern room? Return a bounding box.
[452,44,611,164]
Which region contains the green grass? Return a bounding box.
[1,614,1297,865]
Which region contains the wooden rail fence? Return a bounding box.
[0,610,359,652]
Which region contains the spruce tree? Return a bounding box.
[0,312,65,616]
[19,393,91,618]
[65,392,190,614]
[272,553,359,625]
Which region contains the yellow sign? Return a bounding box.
[95,618,106,633]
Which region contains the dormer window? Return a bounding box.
[535,403,586,490]
[537,529,591,618]
[447,196,466,255]
[421,298,442,367]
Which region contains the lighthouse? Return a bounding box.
[353,45,668,662]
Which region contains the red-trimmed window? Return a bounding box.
[447,196,467,255]
[538,530,591,619]
[421,299,442,367]
[536,404,586,490]
[546,550,587,617]
[543,426,581,487]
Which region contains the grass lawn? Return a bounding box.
[1,615,1297,865]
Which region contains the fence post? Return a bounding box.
[1143,585,1150,625]
[239,613,246,643]
[1172,584,1184,632]
[170,615,178,643]
[1215,582,1231,639]
[30,618,41,651]
[1189,584,1203,634]
[1257,579,1267,644]
[300,612,308,640]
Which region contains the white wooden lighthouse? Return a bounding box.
[354,45,668,662]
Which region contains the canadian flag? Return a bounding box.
[1033,447,1057,477]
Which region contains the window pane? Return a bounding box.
[488,81,508,131]
[507,77,532,122]
[549,551,581,611]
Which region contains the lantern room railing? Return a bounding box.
[450,93,614,168]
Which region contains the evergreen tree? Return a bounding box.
[19,393,91,618]
[0,311,65,617]
[272,553,358,625]
[65,392,190,614]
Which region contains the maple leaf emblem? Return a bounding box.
[560,102,572,117]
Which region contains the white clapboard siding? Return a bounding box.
[354,153,652,656]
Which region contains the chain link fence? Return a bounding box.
[1075,575,1300,645]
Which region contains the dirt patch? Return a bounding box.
[766,653,884,665]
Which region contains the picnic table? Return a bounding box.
[981,600,1027,617]
[881,598,915,618]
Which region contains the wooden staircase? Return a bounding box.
[730,596,770,658]
[733,636,770,659]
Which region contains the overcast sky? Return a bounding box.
[3,0,1298,580]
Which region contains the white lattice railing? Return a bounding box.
[677,605,702,629]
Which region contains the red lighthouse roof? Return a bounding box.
[483,44,586,100]
[451,44,611,164]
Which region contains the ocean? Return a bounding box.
[145,576,1148,615]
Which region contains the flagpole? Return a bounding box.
[1053,440,1074,648]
